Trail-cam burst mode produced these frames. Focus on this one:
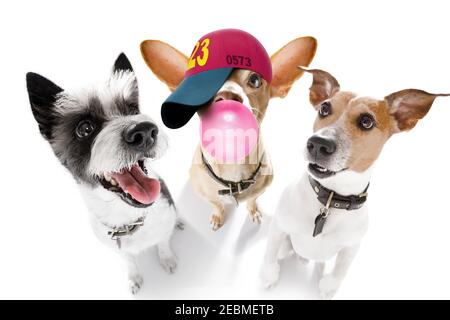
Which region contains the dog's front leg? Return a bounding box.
[123,253,143,295]
[319,245,359,299]
[247,196,262,224]
[209,200,225,231]
[260,221,287,288]
[157,238,178,274]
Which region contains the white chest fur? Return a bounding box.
[275,173,369,262]
[79,184,176,255]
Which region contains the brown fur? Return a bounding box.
[303,67,448,173]
[313,92,393,172]
[141,36,317,230]
[140,40,188,92]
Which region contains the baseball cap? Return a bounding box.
[161,28,272,129]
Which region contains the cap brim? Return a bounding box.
[161,67,233,129]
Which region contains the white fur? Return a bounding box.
[306,127,350,173]
[81,178,177,255]
[260,167,372,299]
[82,121,174,294]
[63,69,174,294]
[108,70,138,103]
[88,114,168,176]
[79,165,177,294]
[34,59,177,295]
[55,70,138,116]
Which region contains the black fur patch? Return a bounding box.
[114,95,140,116]
[112,53,139,116]
[51,96,107,184]
[26,72,63,140]
[159,178,175,207]
[113,53,134,73]
[27,53,143,186]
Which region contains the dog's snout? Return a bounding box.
[307,136,337,160]
[215,91,243,103]
[123,121,158,152]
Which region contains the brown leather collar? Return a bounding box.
[201,152,263,196]
[309,176,369,211]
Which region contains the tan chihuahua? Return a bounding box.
[141,31,317,230]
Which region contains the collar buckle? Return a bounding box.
[320,190,334,218]
[107,217,145,241]
[228,184,235,196]
[358,191,368,198]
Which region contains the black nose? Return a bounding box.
[307,136,336,160]
[123,121,158,152]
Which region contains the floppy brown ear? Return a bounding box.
[299,67,340,107]
[270,37,317,98]
[385,89,449,131]
[140,40,188,92]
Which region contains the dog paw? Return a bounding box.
[249,209,262,224]
[260,262,280,289]
[128,274,143,295]
[210,214,224,231]
[159,255,178,274]
[319,274,340,300]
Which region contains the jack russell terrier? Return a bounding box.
[141,29,317,230]
[260,67,449,298]
[26,53,180,295]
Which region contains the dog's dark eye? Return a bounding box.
[358,113,375,130]
[319,101,332,117]
[248,73,262,89]
[76,120,95,139]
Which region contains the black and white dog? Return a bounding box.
[26,53,179,294]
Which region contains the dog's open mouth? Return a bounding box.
[308,163,346,179]
[99,160,160,208]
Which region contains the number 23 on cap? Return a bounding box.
[188,38,210,70]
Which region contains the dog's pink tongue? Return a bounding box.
[110,165,160,205]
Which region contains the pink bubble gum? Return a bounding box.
[200,100,259,164]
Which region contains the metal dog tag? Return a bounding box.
[108,231,122,250]
[313,191,334,237]
[313,212,327,237]
[313,206,331,237]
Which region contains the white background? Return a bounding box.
[1,0,450,300]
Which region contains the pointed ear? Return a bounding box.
[385,89,449,131]
[26,72,63,140]
[299,67,340,107]
[140,40,188,92]
[112,53,139,109]
[113,53,134,73]
[270,36,317,98]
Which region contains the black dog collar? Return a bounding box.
[201,152,263,197]
[309,176,369,237]
[309,176,369,211]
